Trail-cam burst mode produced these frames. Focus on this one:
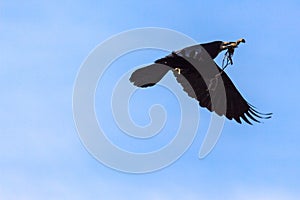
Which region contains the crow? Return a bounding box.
[129,39,272,124]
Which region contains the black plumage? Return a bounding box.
[129,39,272,124]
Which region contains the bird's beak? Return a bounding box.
[221,38,246,50]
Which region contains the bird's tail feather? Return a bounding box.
[129,64,170,88]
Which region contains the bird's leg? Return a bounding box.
[174,67,182,75]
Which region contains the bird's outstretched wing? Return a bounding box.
[129,63,170,88]
[129,42,221,88]
[167,53,272,124]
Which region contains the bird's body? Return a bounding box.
[129,39,271,124]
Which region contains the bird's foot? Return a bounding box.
[174,67,182,74]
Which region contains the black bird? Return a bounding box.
[129,39,272,124]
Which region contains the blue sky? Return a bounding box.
[1,0,300,199]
